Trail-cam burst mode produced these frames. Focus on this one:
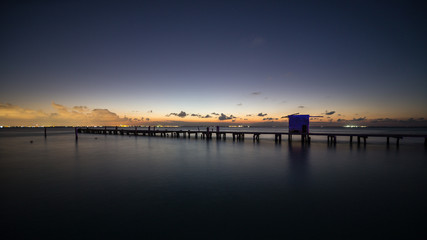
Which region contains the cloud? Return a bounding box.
[251,91,261,95]
[72,106,88,112]
[325,110,336,115]
[218,113,236,121]
[251,37,265,47]
[263,118,278,121]
[237,103,242,106]
[298,106,305,109]
[190,113,212,118]
[0,102,143,126]
[211,112,219,116]
[246,114,252,116]
[147,110,153,113]
[167,111,187,118]
[0,102,49,120]
[257,113,267,117]
[352,117,367,121]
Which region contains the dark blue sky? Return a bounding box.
[1,0,426,126]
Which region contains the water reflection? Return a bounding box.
[287,143,310,188]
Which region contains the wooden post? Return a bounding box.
[75,127,78,140]
[350,136,353,144]
[387,137,390,145]
[134,126,137,136]
[44,127,47,138]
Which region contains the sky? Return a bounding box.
[1,0,426,126]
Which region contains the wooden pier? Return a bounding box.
[77,127,427,146]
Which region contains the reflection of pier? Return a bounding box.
[76,127,427,146]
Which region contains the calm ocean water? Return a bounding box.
[1,127,426,239]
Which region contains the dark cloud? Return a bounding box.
[190,113,212,118]
[325,110,336,115]
[237,103,242,106]
[246,114,252,116]
[218,113,236,121]
[211,112,219,116]
[168,111,187,118]
[257,113,267,117]
[352,117,367,121]
[298,106,305,108]
[251,91,261,95]
[263,118,278,121]
[147,110,152,113]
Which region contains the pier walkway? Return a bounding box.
[77,127,427,146]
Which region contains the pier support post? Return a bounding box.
[350,136,353,144]
[44,127,47,138]
[75,127,78,141]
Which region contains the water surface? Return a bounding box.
[1,128,426,239]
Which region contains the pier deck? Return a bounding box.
[77,127,427,146]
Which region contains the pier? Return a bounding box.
[77,127,427,146]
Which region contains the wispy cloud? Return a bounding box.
[251,91,261,95]
[0,102,150,126]
[250,37,265,47]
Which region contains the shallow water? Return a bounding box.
[1,128,426,239]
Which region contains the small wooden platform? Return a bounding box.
[76,127,427,146]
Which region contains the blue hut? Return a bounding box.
[288,115,310,134]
